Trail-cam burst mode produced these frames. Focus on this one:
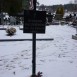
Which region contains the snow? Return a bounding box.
[0,25,77,77]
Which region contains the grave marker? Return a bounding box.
[24,10,46,33]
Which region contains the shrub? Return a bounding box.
[6,27,16,35]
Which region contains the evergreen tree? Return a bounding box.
[55,6,64,20]
[22,0,29,10]
[1,0,23,15]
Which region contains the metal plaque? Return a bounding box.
[23,10,46,33]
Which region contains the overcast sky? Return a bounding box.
[37,0,74,5]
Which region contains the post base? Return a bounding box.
[30,75,37,77]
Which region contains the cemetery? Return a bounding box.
[0,0,77,77]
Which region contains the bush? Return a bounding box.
[6,27,16,35]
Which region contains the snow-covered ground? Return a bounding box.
[0,25,77,77]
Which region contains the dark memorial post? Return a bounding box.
[23,0,46,76]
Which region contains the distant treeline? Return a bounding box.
[38,4,77,13]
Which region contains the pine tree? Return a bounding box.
[55,6,64,20]
[1,0,22,15]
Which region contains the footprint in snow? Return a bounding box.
[40,60,45,62]
[69,61,73,63]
